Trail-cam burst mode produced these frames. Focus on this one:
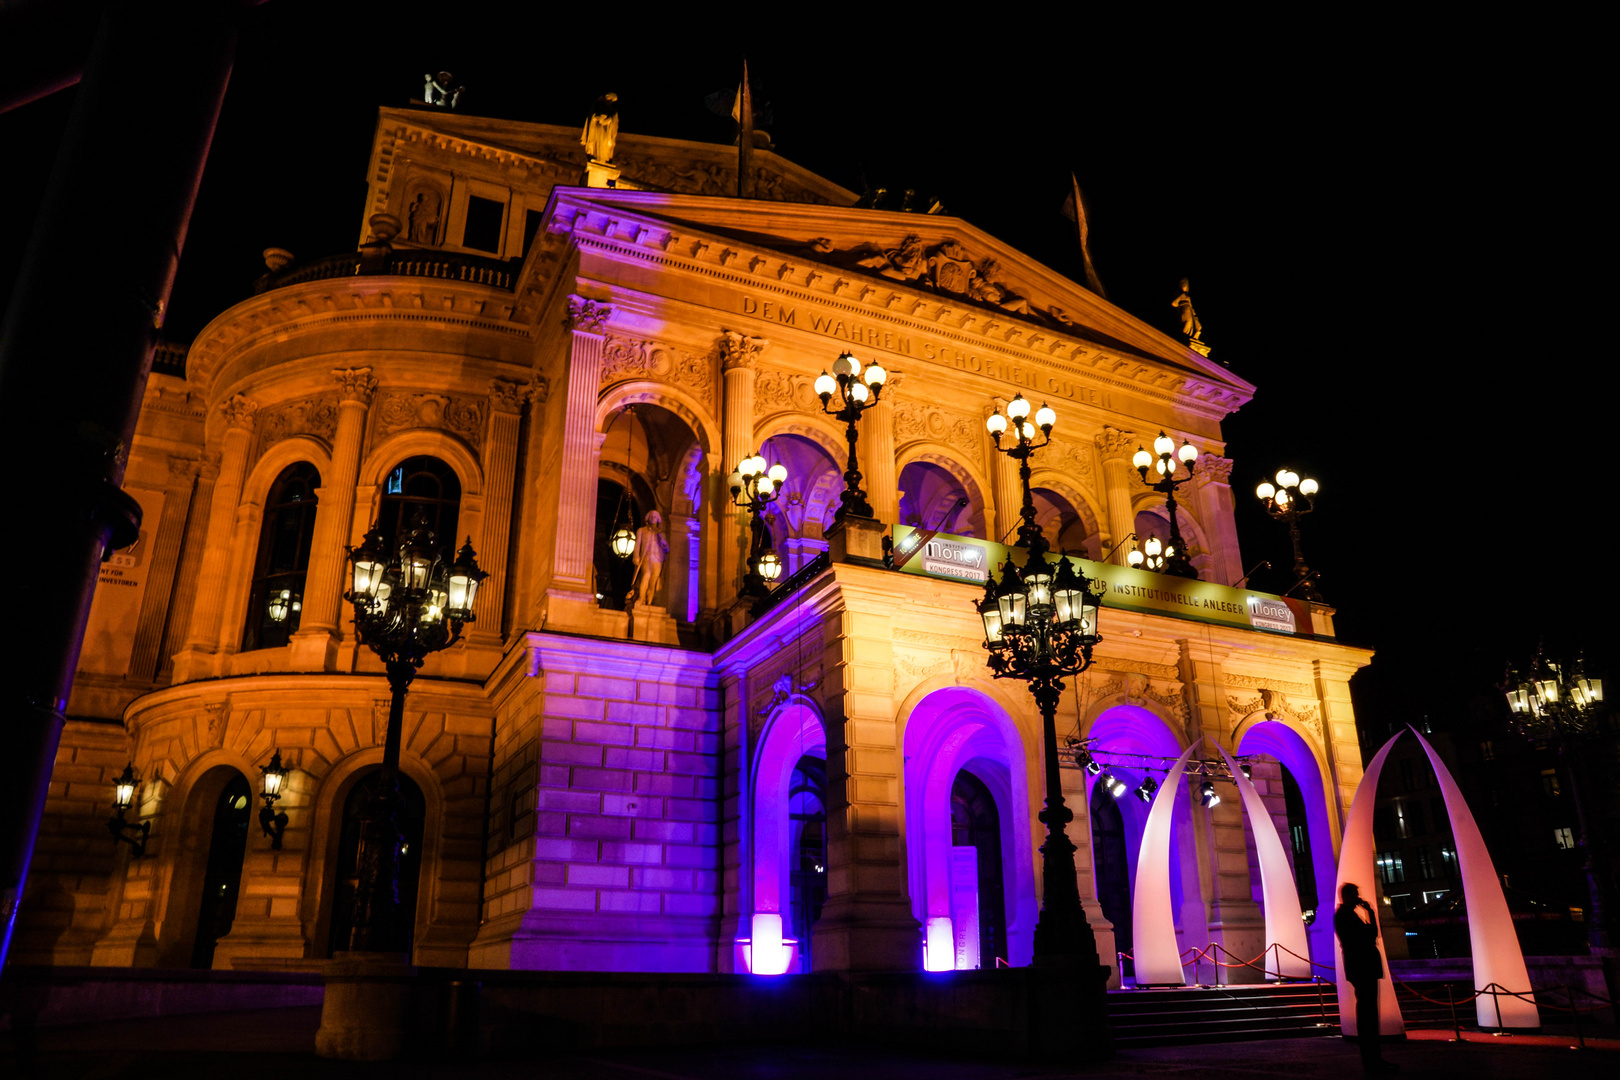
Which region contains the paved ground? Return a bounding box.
[2,1006,1615,1079]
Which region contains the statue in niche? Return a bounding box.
[582,93,620,164]
[407,189,442,244]
[629,510,668,607]
[423,72,464,109]
[1172,277,1203,343]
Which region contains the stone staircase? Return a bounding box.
[1108,981,1340,1046]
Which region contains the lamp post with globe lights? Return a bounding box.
[729,452,789,596]
[1255,469,1323,601]
[343,518,487,952]
[815,350,887,522]
[1132,432,1201,579]
[985,393,1057,550]
[1503,652,1610,950]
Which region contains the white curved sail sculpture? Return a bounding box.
[1130,738,1202,986]
[1216,744,1311,979]
[1410,727,1540,1030]
[1334,731,1406,1038]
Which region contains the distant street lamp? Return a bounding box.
[815,350,887,522]
[1503,652,1609,949]
[344,518,487,952]
[1132,431,1200,579]
[979,393,1108,968]
[1255,468,1323,601]
[729,451,789,597]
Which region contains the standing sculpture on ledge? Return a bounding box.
[1172,278,1210,356]
[422,72,464,109]
[582,92,620,164]
[630,510,667,607]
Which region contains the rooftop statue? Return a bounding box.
[423,72,463,109]
[1173,277,1210,355]
[582,93,620,165]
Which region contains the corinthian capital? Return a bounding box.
[220,394,259,431]
[1095,425,1138,463]
[488,377,529,414]
[1194,453,1234,485]
[565,295,612,334]
[332,366,377,404]
[719,329,768,371]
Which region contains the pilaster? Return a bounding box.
[172,395,257,682]
[127,456,200,683]
[1313,658,1364,852]
[988,398,1023,545]
[544,297,612,633]
[719,330,765,605]
[291,368,375,670]
[1192,453,1241,587]
[861,376,899,525]
[468,377,527,647]
[1096,427,1138,566]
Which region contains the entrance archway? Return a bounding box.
[746,699,826,974]
[903,686,1036,969]
[1090,780,1132,976]
[951,769,1007,968]
[190,774,251,968]
[326,770,427,956]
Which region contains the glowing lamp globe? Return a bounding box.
[767,463,788,484]
[986,413,1007,435]
[1298,477,1319,497]
[814,371,837,398]
[1005,394,1031,421]
[863,361,887,386]
[610,525,636,558]
[260,750,288,801]
[1132,446,1152,471]
[113,763,138,813]
[1153,431,1174,457]
[1178,440,1198,464]
[1034,403,1056,429]
[758,549,783,582]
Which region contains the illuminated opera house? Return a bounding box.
[17,97,1378,989]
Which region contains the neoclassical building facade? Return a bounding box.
[19,104,1372,982]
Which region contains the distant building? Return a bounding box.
[17,102,1373,981]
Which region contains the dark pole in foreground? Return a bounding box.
[0,0,242,970]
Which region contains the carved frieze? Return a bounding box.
[1227,687,1323,741]
[203,702,227,749]
[374,392,484,449]
[815,235,1061,329]
[893,402,985,471]
[1042,436,1097,489]
[565,295,611,334]
[220,394,258,431]
[600,336,713,401]
[753,368,823,417]
[1226,672,1311,696]
[256,394,338,459]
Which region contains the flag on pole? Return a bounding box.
[1060,173,1107,299]
[734,61,755,198]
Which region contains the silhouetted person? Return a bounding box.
[1336,882,1398,1073]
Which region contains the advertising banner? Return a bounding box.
[889,524,1312,637]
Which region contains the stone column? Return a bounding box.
[290,368,375,670]
[545,297,612,626]
[988,399,1022,546]
[468,378,528,647]
[1192,453,1243,587]
[811,584,919,971]
[126,456,200,683]
[172,395,257,683]
[1096,426,1139,565]
[719,331,765,603]
[861,374,900,524]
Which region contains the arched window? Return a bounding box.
[191,774,251,969]
[378,456,462,553]
[326,769,426,956]
[788,756,827,972]
[242,462,320,651]
[951,770,1007,968]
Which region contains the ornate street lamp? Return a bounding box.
[729,451,789,597]
[1132,431,1200,579]
[107,762,149,856]
[1130,534,1179,573]
[1502,651,1609,949]
[259,750,289,849]
[815,350,887,522]
[1255,468,1323,601]
[344,518,487,952]
[986,393,1056,550]
[976,398,1107,966]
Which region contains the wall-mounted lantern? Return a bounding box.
[259,750,289,849]
[108,762,149,857]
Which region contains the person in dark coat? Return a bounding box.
[1336,882,1398,1072]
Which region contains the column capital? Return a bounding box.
[1194,452,1233,486]
[719,329,768,371]
[488,377,529,414]
[1095,425,1138,463]
[565,294,612,334]
[166,454,202,483]
[219,393,258,431]
[331,366,377,405]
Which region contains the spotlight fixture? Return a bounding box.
[1135,777,1158,803]
[1099,771,1127,799]
[1199,779,1221,808]
[1084,757,1102,776]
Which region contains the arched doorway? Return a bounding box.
[951,770,1007,968]
[189,774,251,968]
[787,756,827,973]
[1090,779,1132,976]
[326,770,427,956]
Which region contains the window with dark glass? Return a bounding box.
[462,194,505,253]
[242,462,319,651]
[377,457,462,557]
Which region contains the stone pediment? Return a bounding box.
[525,190,1253,416]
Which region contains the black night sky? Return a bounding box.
[1,5,1608,732]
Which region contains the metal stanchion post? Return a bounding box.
[1492,984,1506,1035]
[1448,983,1463,1043]
[1569,985,1585,1050]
